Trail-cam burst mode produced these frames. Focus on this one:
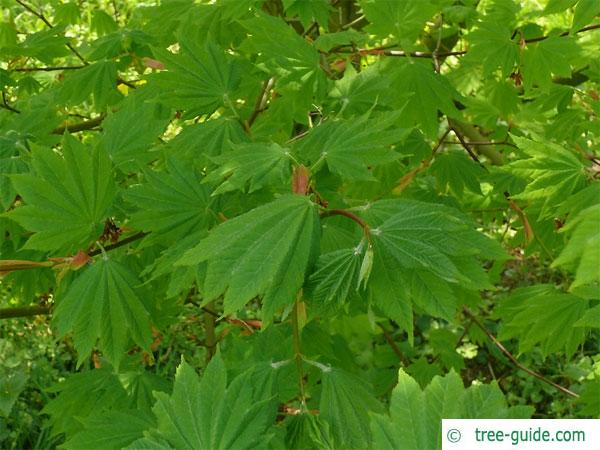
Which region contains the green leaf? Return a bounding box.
[320,367,382,449]
[126,158,213,244]
[43,368,127,437]
[177,195,320,319]
[392,61,460,138]
[495,285,589,357]
[572,0,600,31]
[294,112,410,180]
[64,410,155,450]
[152,40,241,118]
[543,0,578,15]
[359,0,438,48]
[577,380,600,417]
[53,258,153,369]
[430,149,486,196]
[370,370,532,450]
[553,205,600,288]
[204,142,293,194]
[306,247,363,310]
[132,355,277,449]
[466,21,519,76]
[8,136,116,253]
[522,37,579,91]
[0,368,28,417]
[58,60,121,108]
[510,135,587,218]
[329,62,393,116]
[285,414,334,450]
[240,13,324,92]
[361,199,504,335]
[165,118,248,162]
[282,0,331,29]
[98,93,170,169]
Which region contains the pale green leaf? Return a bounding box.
[522,37,579,91]
[98,93,170,169]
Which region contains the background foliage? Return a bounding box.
[0,0,599,448]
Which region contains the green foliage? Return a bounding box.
[370,370,533,449]
[8,135,115,252]
[1,0,599,447]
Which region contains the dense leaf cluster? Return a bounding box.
[0,0,598,448]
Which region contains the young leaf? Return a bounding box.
[8,136,116,253]
[53,258,153,369]
[177,195,320,319]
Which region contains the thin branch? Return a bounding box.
[53,115,105,134]
[449,125,484,165]
[444,140,517,148]
[1,91,20,113]
[334,24,600,59]
[88,232,147,257]
[378,323,409,366]
[463,308,579,399]
[245,77,275,132]
[11,65,86,72]
[391,127,451,195]
[525,23,600,44]
[0,305,50,319]
[320,208,370,236]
